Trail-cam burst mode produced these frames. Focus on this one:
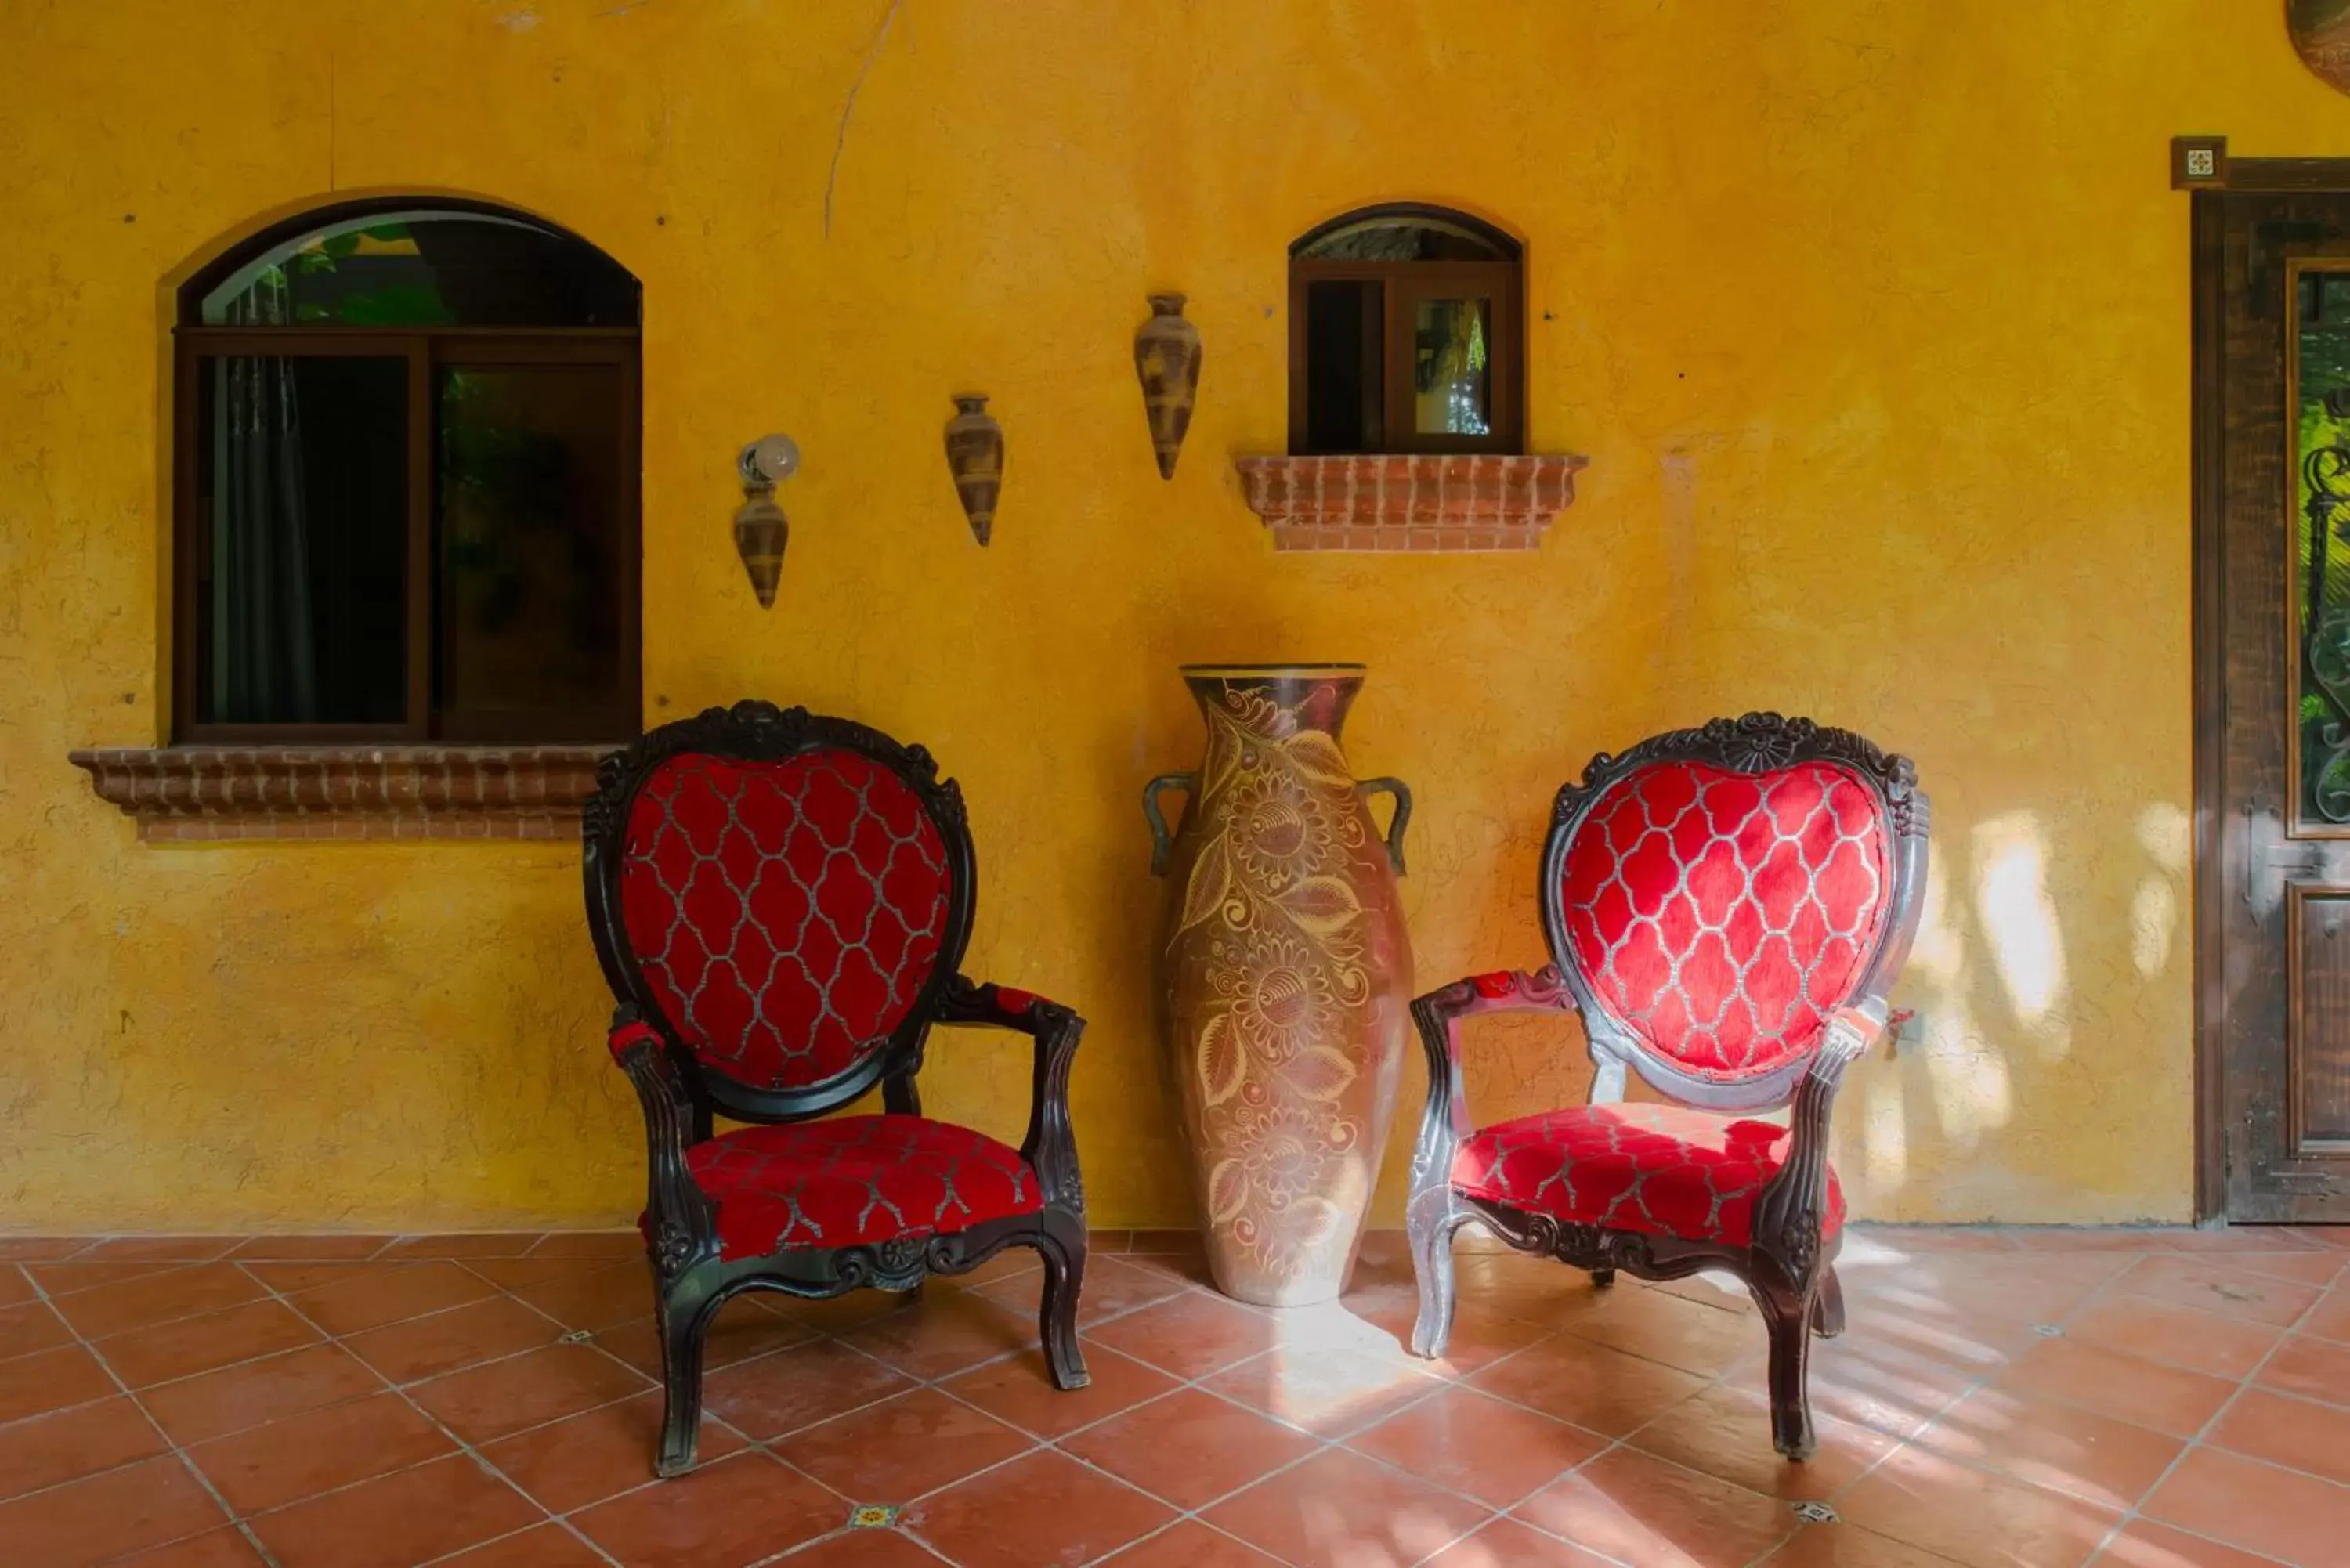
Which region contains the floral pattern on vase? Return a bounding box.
[1145,665,1412,1306]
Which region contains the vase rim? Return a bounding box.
[1180,662,1366,679]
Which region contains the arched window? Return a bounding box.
[1288,204,1523,456]
[173,200,641,742]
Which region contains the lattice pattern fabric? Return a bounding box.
[1558,760,1890,1081]
[685,1115,1041,1258]
[620,750,951,1091]
[1451,1102,1844,1247]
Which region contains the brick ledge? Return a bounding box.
[68,744,619,842]
[1236,453,1589,551]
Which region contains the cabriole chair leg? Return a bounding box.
[1758,1287,1818,1462]
[1406,1201,1463,1359]
[654,1288,713,1478]
[1039,1212,1090,1389]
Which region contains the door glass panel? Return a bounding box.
[436,364,627,738]
[1413,296,1491,436]
[195,356,408,724]
[2298,269,2350,823]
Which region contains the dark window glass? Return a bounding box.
[1304,280,1383,453]
[199,211,637,328]
[436,365,629,740]
[196,356,407,724]
[175,200,641,743]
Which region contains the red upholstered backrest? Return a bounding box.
[1556,759,1892,1082]
[617,748,953,1092]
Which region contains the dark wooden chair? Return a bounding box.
[582,701,1089,1477]
[1405,714,1928,1459]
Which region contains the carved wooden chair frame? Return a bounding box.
[582,700,1089,1477]
[1405,712,1929,1459]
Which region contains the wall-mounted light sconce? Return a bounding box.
[734,434,799,608]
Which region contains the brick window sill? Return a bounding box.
[67,744,619,843]
[1235,453,1589,551]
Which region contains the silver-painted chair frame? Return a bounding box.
[1404,713,1929,1460]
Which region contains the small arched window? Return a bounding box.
[174,200,641,742]
[1288,204,1523,456]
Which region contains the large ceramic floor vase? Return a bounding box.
[1144,664,1414,1306]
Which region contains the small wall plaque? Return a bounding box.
[2173,135,2229,191]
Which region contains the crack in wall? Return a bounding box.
[825,0,903,239]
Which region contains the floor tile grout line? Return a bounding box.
[228,1260,631,1568]
[2082,1263,2349,1566]
[16,1263,286,1568]
[1791,1248,2148,1523]
[14,1234,2316,1568]
[909,1281,1643,1568]
[1808,1249,2283,1567]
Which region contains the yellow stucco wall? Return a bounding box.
[4,0,2329,1231]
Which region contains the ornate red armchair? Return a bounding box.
[1405,714,1927,1460]
[582,701,1089,1477]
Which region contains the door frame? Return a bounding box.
[2188,140,2350,1220]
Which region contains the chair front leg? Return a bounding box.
[1405,967,1574,1360]
[605,1007,720,1476]
[1748,999,1887,1461]
[1036,1206,1090,1389]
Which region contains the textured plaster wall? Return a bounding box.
[0,0,2325,1230]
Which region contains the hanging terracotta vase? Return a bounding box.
[943,394,1003,546]
[2294,1,2350,94]
[1142,664,1414,1307]
[1133,293,1202,479]
[732,488,788,608]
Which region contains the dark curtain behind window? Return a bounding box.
[210,271,316,722]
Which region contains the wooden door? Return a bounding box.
[2203,186,2350,1220]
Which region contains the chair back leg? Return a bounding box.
[1810,1266,1846,1338]
[1036,1209,1090,1389]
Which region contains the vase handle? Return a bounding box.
[1356,777,1413,876]
[1143,773,1198,876]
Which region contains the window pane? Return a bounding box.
[2301,269,2350,823]
[200,210,637,328]
[436,365,627,737]
[1413,297,1491,437]
[197,356,407,725]
[1304,280,1383,453]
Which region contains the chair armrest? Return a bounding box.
[1748,998,1890,1288]
[1411,965,1575,1133]
[938,978,1086,1214]
[1407,966,1578,1216]
[605,1006,717,1280]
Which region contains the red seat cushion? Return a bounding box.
[1450,1102,1843,1248]
[687,1115,1042,1259]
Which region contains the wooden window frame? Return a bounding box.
[171,324,642,746]
[1287,254,1524,457]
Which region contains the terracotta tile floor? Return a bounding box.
[4,1227,2350,1567]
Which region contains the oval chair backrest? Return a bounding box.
[1542,718,1919,1102]
[584,705,972,1108]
